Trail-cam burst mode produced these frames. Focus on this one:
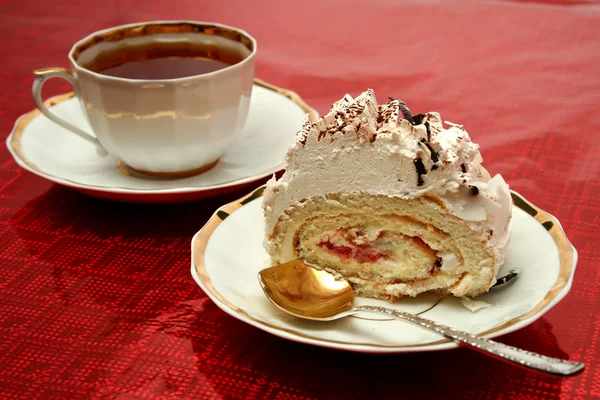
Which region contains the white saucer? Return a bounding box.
[6,80,318,203]
[191,187,577,353]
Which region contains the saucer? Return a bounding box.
[191,186,577,353]
[6,79,318,203]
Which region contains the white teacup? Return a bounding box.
[32,21,256,178]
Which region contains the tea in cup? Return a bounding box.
[32,21,257,177]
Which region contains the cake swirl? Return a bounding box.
[263,89,512,300]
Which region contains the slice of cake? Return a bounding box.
[262,90,512,300]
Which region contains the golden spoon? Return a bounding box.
[258,259,584,377]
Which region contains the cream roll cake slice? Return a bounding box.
[262,89,512,301]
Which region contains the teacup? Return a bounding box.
[32,21,257,178]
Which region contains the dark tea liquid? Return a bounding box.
[100,57,230,79]
[82,40,245,79]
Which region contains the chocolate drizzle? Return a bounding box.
[413,158,427,186]
[419,139,439,164]
[415,115,439,171]
[387,100,439,171]
[412,114,425,125]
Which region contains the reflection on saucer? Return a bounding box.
[116,158,221,181]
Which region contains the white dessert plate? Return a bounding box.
[6,80,318,204]
[191,186,577,353]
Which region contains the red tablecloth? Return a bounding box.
[1,1,599,399]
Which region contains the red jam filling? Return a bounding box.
[317,237,389,263]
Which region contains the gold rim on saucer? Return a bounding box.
[191,187,576,350]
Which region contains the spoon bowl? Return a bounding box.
[258,259,354,320]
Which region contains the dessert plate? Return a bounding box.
[191,186,577,353]
[6,80,318,204]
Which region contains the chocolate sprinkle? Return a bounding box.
[389,97,415,125]
[399,104,415,125]
[434,258,442,269]
[413,158,427,186]
[469,185,479,196]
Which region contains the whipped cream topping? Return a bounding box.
[263,89,512,259]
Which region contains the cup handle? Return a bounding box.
[32,68,108,156]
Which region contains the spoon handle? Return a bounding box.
[354,305,584,377]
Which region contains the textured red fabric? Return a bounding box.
[1,1,599,399]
